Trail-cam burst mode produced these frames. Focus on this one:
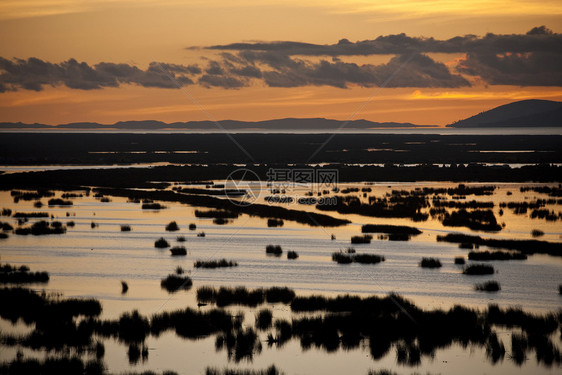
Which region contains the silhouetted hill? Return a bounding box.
[447,99,562,128]
[0,118,432,130]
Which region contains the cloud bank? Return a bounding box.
[1,26,560,92]
[0,58,198,92]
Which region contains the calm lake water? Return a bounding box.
[1,180,561,374]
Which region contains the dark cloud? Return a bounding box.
[0,57,198,92]
[200,26,562,88]
[254,53,469,88]
[457,51,562,86]
[2,27,560,93]
[205,26,562,56]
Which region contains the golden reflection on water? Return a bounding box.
[1,182,561,374]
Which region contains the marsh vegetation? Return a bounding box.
[155,237,170,248]
[160,274,193,292]
[265,245,282,256]
[194,259,238,268]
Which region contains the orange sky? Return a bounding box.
[1,1,561,126]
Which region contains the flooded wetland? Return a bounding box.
[0,133,561,374]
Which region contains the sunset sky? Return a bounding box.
[1,0,561,126]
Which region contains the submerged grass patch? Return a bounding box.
[196,286,295,307]
[468,250,527,261]
[287,251,299,260]
[351,235,372,244]
[464,264,495,275]
[331,252,385,265]
[165,221,180,231]
[155,237,170,248]
[419,257,442,268]
[194,259,238,268]
[0,263,49,284]
[265,245,282,256]
[160,275,192,292]
[15,220,66,236]
[170,246,187,256]
[475,280,501,292]
[48,198,73,206]
[454,257,466,265]
[437,233,562,257]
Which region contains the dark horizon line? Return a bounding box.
[0,118,437,130]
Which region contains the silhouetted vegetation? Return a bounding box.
[531,229,544,237]
[0,263,49,284]
[0,233,7,239]
[121,281,128,294]
[331,252,352,264]
[165,221,180,231]
[213,218,230,225]
[332,252,385,265]
[351,235,372,244]
[48,198,73,206]
[88,187,350,227]
[454,256,465,265]
[468,251,527,261]
[13,212,49,218]
[176,236,186,242]
[11,189,54,201]
[0,356,105,375]
[1,285,560,368]
[215,328,262,362]
[437,233,562,257]
[189,223,197,230]
[267,218,284,227]
[196,286,295,307]
[194,259,238,268]
[205,365,282,375]
[475,281,501,292]
[255,309,273,330]
[15,220,66,235]
[1,221,13,231]
[155,237,170,248]
[420,258,442,268]
[160,274,192,292]
[170,246,187,256]
[266,245,282,256]
[442,209,502,231]
[120,225,131,232]
[433,199,494,209]
[361,224,421,235]
[463,264,495,275]
[317,194,428,221]
[142,202,166,210]
[530,208,561,221]
[195,209,239,219]
[287,251,299,260]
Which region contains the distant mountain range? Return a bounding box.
[0,118,432,130]
[3,99,560,130]
[447,99,562,128]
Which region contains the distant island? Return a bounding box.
[0,118,434,130]
[447,99,562,128]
